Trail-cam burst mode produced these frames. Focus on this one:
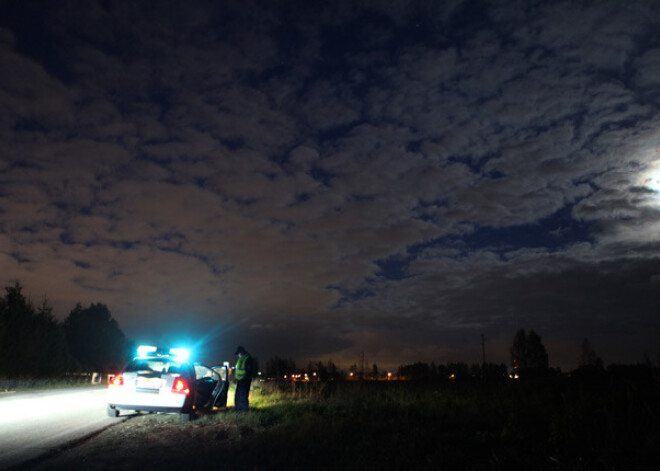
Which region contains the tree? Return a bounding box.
[510,329,549,376]
[472,362,508,380]
[371,363,379,380]
[510,329,528,373]
[0,283,36,376]
[577,338,604,373]
[526,330,549,369]
[397,362,432,380]
[325,359,339,380]
[0,283,73,377]
[313,361,329,381]
[265,356,296,379]
[30,299,74,376]
[63,303,127,373]
[447,362,470,379]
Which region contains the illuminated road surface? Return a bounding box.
[0,386,121,469]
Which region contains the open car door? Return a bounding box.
[211,364,230,408]
[193,363,221,409]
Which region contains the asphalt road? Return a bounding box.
[0,386,122,469]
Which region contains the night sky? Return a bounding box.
[1,0,659,370]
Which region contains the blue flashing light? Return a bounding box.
[137,345,157,357]
[170,348,190,362]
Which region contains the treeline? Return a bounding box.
[0,283,128,378]
[264,329,656,382]
[263,329,551,381]
[264,357,343,381]
[396,330,657,381]
[397,361,509,380]
[262,356,510,381]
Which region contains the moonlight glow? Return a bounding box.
[2,0,660,371]
[645,163,660,193]
[638,153,660,205]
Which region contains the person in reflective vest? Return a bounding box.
[233,345,254,411]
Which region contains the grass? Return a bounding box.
[39,376,660,470]
[186,377,660,470]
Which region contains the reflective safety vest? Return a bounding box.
[235,353,251,380]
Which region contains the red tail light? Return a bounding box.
[109,375,124,387]
[172,378,190,395]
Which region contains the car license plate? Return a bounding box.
[136,377,163,390]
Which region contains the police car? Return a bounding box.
[107,346,228,421]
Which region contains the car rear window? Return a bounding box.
[124,359,183,374]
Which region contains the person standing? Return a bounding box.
[233,345,254,411]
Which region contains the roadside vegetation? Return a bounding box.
[0,283,128,381]
[42,373,660,470]
[216,377,660,470]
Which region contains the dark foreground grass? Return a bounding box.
[40,376,660,470]
[214,378,660,470]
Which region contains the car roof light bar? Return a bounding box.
[169,348,190,362]
[137,345,158,357]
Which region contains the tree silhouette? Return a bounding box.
[325,359,339,380]
[0,283,73,377]
[63,303,127,373]
[265,356,297,379]
[397,361,432,380]
[510,329,528,372]
[311,361,329,380]
[577,338,604,373]
[510,329,549,376]
[526,330,549,368]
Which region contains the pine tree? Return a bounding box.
[63,303,127,373]
[0,283,74,377]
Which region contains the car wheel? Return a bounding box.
[107,405,119,417]
[180,411,195,422]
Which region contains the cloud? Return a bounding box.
[1,0,660,369]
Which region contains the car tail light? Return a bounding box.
[109,375,124,387]
[172,378,190,395]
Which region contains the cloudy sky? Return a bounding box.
[1,0,659,370]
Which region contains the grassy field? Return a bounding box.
[39,375,660,470]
